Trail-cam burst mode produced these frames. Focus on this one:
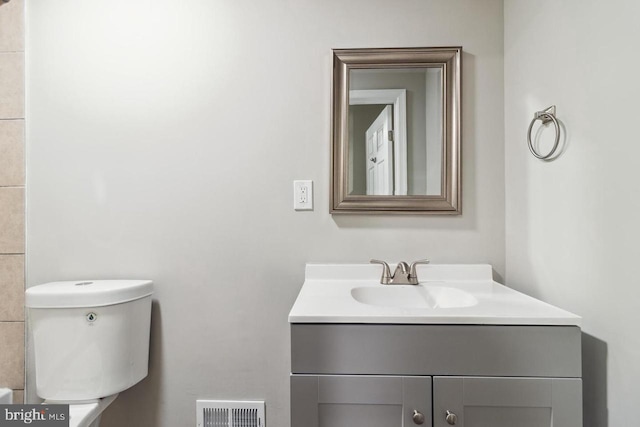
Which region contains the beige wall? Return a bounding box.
[26,1,504,425]
[0,0,25,404]
[504,1,640,425]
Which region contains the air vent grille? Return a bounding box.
[197,400,265,427]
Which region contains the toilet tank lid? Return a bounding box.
[25,280,154,308]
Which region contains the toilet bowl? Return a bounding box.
[46,394,118,427]
[26,280,153,427]
[0,388,12,404]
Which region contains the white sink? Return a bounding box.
[351,285,478,309]
[288,263,582,325]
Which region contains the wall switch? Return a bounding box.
[293,180,313,211]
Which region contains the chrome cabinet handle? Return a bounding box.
[412,410,425,425]
[446,410,458,425]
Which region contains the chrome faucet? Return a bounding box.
[370,259,430,285]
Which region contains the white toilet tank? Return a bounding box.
[26,280,153,401]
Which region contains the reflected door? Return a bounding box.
[365,105,394,195]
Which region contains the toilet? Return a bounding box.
[25,280,153,427]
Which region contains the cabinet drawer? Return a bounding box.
[292,324,581,377]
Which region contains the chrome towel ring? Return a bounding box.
[527,105,560,160]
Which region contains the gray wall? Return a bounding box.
[425,68,443,195]
[504,1,640,426]
[25,1,505,426]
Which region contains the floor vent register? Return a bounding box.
[197,400,265,427]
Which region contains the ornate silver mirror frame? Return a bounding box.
[330,47,462,214]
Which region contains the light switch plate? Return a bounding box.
[293,180,313,211]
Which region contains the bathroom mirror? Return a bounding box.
[331,47,461,214]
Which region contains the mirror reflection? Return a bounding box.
[348,68,443,196]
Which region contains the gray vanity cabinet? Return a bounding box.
[290,324,583,427]
[433,377,582,427]
[291,375,432,427]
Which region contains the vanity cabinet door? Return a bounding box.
[291,375,432,427]
[433,377,582,427]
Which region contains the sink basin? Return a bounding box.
[351,285,478,309]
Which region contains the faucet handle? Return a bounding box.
[370,259,392,284]
[409,259,430,284]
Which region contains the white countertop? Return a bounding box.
[288,263,581,326]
